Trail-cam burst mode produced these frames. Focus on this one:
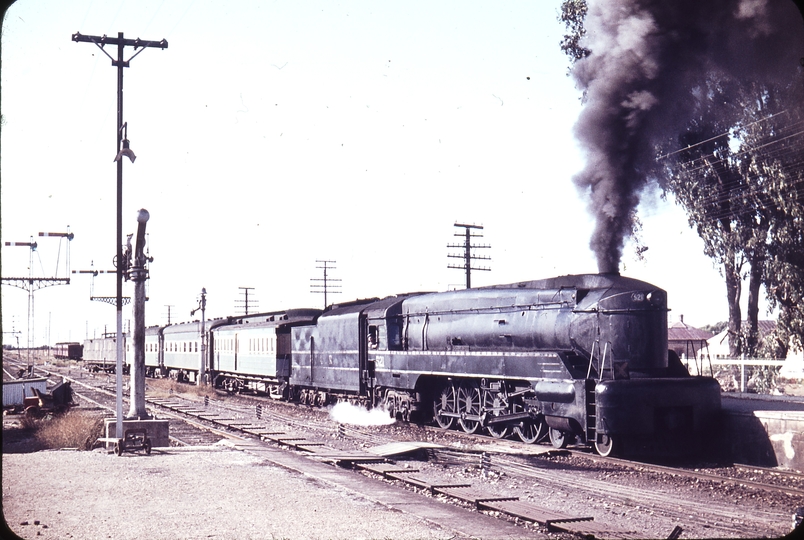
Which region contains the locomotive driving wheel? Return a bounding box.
[482,388,510,439]
[457,383,482,434]
[433,384,456,429]
[512,402,546,444]
[515,417,547,444]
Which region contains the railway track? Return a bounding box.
[4,356,234,447]
[7,356,800,538]
[122,386,801,538]
[565,449,804,498]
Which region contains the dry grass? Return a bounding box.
[146,378,217,400]
[21,411,106,451]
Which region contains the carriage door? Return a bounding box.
[359,312,371,397]
[234,333,239,372]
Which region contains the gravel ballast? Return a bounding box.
[2,443,458,540]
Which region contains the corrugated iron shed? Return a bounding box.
[3,378,48,407]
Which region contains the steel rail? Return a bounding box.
[566,449,804,498]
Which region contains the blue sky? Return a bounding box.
[1,0,770,346]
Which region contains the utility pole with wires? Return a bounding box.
[310,260,341,309]
[72,30,168,438]
[163,305,174,324]
[448,223,491,289]
[236,287,257,316]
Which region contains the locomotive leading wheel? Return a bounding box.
[433,385,456,430]
[595,434,617,457]
[457,383,482,434]
[549,427,568,449]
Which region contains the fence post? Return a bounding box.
[740,354,746,393]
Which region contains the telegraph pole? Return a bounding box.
[447,223,491,289]
[236,287,257,315]
[310,260,341,309]
[164,305,174,324]
[72,31,168,438]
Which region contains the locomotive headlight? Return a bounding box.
[647,291,665,307]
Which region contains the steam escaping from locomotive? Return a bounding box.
[571,0,804,273]
[329,401,395,426]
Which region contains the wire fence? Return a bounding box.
[685,357,789,393]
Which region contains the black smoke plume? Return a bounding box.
[571,0,804,274]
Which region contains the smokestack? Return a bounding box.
[570,0,804,273]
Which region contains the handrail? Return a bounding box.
[587,340,598,379]
[587,340,613,381]
[599,341,610,380]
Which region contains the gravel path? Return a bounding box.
[2,443,457,540]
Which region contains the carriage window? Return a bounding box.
[387,317,404,351]
[368,325,379,349]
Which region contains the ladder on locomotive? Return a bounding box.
[585,379,597,445]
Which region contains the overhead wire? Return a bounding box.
[660,105,804,225]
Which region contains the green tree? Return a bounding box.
[660,77,770,357]
[741,99,804,355]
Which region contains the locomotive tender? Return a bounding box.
[86,273,721,457]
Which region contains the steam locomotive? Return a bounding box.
[91,273,722,457]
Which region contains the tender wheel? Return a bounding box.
[433,385,456,430]
[483,389,510,439]
[515,417,547,444]
[595,434,617,457]
[458,383,482,434]
[144,439,152,455]
[549,427,568,449]
[115,441,125,456]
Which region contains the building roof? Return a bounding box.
[668,319,714,342]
